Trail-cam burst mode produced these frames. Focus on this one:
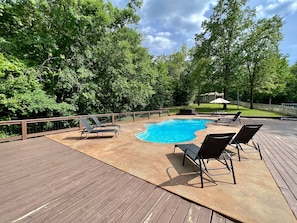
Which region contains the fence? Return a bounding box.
[0,110,170,143]
[232,101,297,116]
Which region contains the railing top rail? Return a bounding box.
[0,116,79,125]
[120,110,168,115]
[0,109,169,143]
[0,120,23,126]
[0,110,170,125]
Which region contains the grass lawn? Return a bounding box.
[168,103,282,117]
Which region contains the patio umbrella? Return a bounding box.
[210,98,230,110]
[209,98,230,104]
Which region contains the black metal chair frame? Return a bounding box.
[80,118,118,139]
[229,124,263,161]
[214,112,242,125]
[174,133,236,188]
[90,115,121,130]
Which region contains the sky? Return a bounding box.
[109,0,297,65]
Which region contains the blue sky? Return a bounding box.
[109,0,297,65]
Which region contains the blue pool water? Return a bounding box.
[136,119,212,144]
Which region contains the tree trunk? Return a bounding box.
[223,87,227,110]
[223,65,229,110]
[250,84,254,109]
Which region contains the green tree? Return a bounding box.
[162,45,191,106]
[189,55,216,105]
[194,0,254,109]
[257,55,290,104]
[286,62,297,102]
[242,16,283,108]
[0,53,74,120]
[1,0,157,117]
[147,58,173,109]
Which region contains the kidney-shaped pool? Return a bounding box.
[135,119,212,144]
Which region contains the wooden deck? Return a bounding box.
[0,137,235,223]
[252,118,297,218]
[0,118,296,222]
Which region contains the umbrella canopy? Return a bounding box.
[209,98,230,104]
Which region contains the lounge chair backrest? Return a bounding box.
[232,112,241,121]
[80,118,94,132]
[234,124,263,144]
[198,133,236,159]
[91,115,101,127]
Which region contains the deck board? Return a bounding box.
[0,137,234,223]
[250,118,297,218]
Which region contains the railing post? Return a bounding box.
[78,117,83,130]
[148,112,150,119]
[112,114,115,124]
[133,113,135,122]
[22,120,27,140]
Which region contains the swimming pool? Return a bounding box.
[135,119,212,144]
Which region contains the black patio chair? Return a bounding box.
[229,124,263,161]
[80,118,118,139]
[214,112,241,125]
[174,133,236,188]
[90,115,121,130]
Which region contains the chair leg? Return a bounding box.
[173,145,177,153]
[229,158,236,184]
[235,142,242,161]
[236,145,241,161]
[183,153,186,166]
[198,159,203,188]
[258,146,263,160]
[253,139,263,160]
[81,131,88,139]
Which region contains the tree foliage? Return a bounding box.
[194,0,253,109]
[256,54,290,104]
[160,45,193,106]
[0,0,296,121]
[193,0,287,109]
[242,15,283,108]
[286,62,297,102]
[0,0,168,119]
[0,53,74,119]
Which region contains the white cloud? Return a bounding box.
[137,0,218,55]
[155,32,171,38]
[141,0,216,35]
[109,0,297,64]
[255,0,297,17]
[143,32,177,53]
[140,26,157,34]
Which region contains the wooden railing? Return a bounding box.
[0,110,170,143]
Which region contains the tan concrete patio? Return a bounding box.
[47,115,296,223]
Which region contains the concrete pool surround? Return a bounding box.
[47,115,296,223]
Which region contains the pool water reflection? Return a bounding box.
[136,119,212,144]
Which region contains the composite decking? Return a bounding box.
[252,118,297,218]
[0,137,235,223]
[0,118,296,222]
